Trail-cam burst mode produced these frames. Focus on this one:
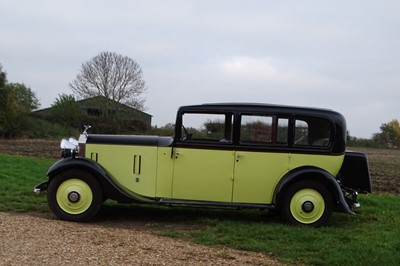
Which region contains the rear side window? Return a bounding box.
[240,115,273,144]
[277,118,289,144]
[294,117,331,147]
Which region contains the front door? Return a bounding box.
[172,148,234,202]
[171,112,235,202]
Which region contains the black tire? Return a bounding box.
[47,170,103,222]
[280,180,333,227]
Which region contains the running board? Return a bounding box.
[158,198,275,210]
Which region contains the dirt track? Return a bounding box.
[0,212,279,266]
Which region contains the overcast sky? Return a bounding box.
[1,0,399,138]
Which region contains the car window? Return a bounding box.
[294,120,309,145]
[180,113,233,142]
[240,115,273,144]
[277,118,289,144]
[294,117,331,147]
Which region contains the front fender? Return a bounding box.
[46,157,107,179]
[46,157,152,204]
[275,167,355,215]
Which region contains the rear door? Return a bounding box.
[233,115,290,204]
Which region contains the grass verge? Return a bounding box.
[172,194,400,265]
[0,154,55,212]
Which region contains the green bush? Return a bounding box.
[26,117,80,139]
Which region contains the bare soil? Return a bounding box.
[0,139,60,158]
[349,147,400,195]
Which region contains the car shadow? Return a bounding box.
[91,202,283,230]
[26,201,354,229]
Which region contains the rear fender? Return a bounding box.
[274,167,354,214]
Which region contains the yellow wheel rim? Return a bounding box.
[56,178,93,215]
[290,188,325,224]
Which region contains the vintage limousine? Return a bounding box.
[34,103,371,226]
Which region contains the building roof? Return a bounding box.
[34,96,151,118]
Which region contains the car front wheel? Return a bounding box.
[280,180,333,227]
[47,170,103,222]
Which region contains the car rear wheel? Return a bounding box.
[280,180,333,227]
[47,170,103,222]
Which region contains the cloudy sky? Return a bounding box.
[1,0,399,138]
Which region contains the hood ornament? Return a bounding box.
[83,125,91,136]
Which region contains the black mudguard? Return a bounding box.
[46,157,153,204]
[275,167,355,214]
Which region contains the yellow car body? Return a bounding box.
[36,103,371,226]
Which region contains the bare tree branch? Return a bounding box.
[69,51,147,110]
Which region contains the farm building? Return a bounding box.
[33,96,152,133]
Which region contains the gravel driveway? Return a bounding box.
[0,212,281,265]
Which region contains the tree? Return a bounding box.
[150,123,175,136]
[69,51,147,111]
[7,83,40,111]
[50,94,85,128]
[0,82,40,138]
[385,120,400,147]
[374,119,400,148]
[0,64,6,88]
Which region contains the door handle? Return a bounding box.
[175,150,183,158]
[236,153,244,162]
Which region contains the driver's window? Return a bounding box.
[180,113,232,142]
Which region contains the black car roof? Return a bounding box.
[177,102,347,155]
[179,103,341,118]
